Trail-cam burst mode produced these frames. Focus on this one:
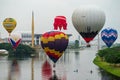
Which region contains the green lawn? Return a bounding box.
[93,56,120,77]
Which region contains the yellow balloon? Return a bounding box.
[3,18,17,33]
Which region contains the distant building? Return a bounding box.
[2,33,72,46]
[22,33,72,45]
[21,33,41,45]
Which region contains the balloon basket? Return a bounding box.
[86,43,91,47]
[53,63,56,68]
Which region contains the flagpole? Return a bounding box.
[31,11,34,80]
[32,11,34,48]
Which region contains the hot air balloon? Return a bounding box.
[3,18,17,35]
[101,28,118,48]
[53,16,67,30]
[72,6,106,46]
[40,31,69,63]
[8,33,22,49]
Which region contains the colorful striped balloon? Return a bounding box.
[101,28,118,47]
[40,31,69,63]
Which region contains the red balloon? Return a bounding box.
[53,16,67,30]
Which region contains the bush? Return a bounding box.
[0,43,12,50]
[98,48,111,57]
[105,52,120,64]
[98,46,120,64]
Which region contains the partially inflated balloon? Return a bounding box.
[40,31,69,63]
[8,33,22,49]
[53,16,67,30]
[3,18,17,34]
[101,28,118,48]
[72,6,105,43]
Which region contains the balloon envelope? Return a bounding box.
[8,33,22,49]
[53,16,67,30]
[101,28,118,47]
[40,31,69,63]
[72,6,105,43]
[3,18,17,33]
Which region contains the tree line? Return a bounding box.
[97,46,120,64]
[0,43,36,59]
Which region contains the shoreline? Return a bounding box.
[93,56,120,77]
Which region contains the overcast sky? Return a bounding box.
[0,0,120,43]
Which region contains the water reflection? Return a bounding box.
[42,60,52,80]
[8,59,20,80]
[41,59,67,80]
[99,68,120,80]
[1,46,120,80]
[75,51,80,61]
[49,70,59,80]
[49,70,67,80]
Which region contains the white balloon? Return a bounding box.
[72,6,105,32]
[72,5,106,43]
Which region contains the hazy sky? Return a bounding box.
[0,0,120,43]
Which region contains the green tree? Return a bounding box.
[74,40,79,48]
[98,46,120,64]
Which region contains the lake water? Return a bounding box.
[0,46,119,80]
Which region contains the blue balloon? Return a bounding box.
[101,28,118,47]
